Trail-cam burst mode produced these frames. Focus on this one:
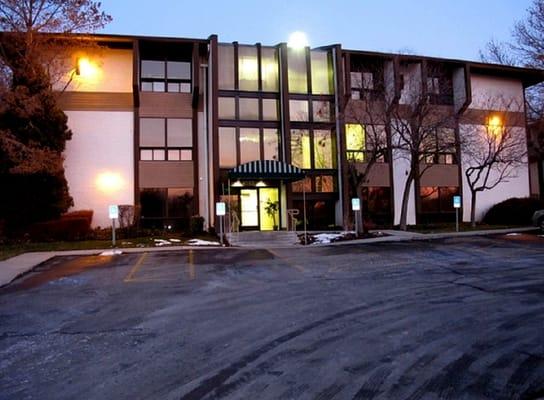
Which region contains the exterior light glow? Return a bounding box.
[288,31,309,49]
[96,172,124,193]
[76,57,99,79]
[232,180,244,187]
[256,180,267,187]
[487,115,503,138]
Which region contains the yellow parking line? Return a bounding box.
[124,252,148,282]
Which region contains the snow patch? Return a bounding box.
[312,232,348,244]
[153,239,172,246]
[187,239,221,246]
[99,249,123,256]
[506,233,522,236]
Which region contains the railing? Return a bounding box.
[287,209,300,232]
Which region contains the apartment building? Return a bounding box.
[55,33,544,230]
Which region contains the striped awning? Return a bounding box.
[228,160,306,181]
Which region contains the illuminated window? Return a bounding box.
[262,99,279,120]
[287,47,308,93]
[291,129,311,169]
[239,98,259,120]
[291,177,312,192]
[238,46,258,91]
[316,175,335,192]
[219,97,236,119]
[345,124,365,161]
[311,51,334,95]
[313,101,333,122]
[314,130,335,169]
[261,47,279,92]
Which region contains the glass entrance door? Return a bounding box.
[259,188,279,231]
[240,189,258,228]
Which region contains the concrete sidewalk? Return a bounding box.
[0,226,539,287]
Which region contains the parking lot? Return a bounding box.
[1,233,544,399]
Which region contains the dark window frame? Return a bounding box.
[141,59,192,93]
[139,117,193,161]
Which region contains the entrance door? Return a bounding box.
[259,188,279,231]
[240,189,258,228]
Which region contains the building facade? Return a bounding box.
[55,34,544,230]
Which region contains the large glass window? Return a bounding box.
[239,128,260,164]
[345,124,387,162]
[239,98,259,120]
[313,101,333,122]
[238,46,258,91]
[263,129,279,160]
[141,60,191,93]
[262,99,279,120]
[314,130,335,169]
[219,127,237,168]
[218,45,235,90]
[140,118,192,161]
[420,187,457,214]
[422,128,457,164]
[140,188,194,229]
[345,124,365,162]
[291,129,311,169]
[315,175,335,192]
[261,47,279,92]
[287,48,308,94]
[289,100,309,121]
[311,51,334,95]
[218,97,236,119]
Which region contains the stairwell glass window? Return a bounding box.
[141,60,191,93]
[140,118,192,161]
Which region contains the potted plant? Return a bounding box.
[264,199,279,230]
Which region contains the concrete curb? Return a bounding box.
[0,227,538,287]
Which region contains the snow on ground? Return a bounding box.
[506,233,522,236]
[153,239,172,246]
[187,239,221,246]
[311,232,352,244]
[99,250,123,256]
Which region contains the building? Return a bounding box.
[54,33,544,230]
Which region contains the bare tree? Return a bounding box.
[341,63,390,233]
[462,97,527,227]
[390,66,456,230]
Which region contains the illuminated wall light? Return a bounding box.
[288,31,309,49]
[95,172,124,193]
[76,57,100,80]
[256,181,267,187]
[231,180,244,187]
[487,115,503,138]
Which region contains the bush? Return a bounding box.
[482,197,544,225]
[27,210,93,241]
[189,215,204,235]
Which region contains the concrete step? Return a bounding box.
[226,231,300,247]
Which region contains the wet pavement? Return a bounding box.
[1,235,544,399]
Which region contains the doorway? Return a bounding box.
[240,187,279,230]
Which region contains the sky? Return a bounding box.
[99,0,530,62]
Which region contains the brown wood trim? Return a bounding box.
[279,43,291,164]
[133,106,140,209]
[139,161,195,188]
[420,164,459,186]
[57,92,133,111]
[139,92,193,118]
[133,39,140,107]
[460,109,526,127]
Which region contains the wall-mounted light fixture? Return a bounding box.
[487,114,504,138]
[96,171,124,194]
[75,57,99,79]
[256,181,267,187]
[231,180,244,187]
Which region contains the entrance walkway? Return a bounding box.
[226,231,300,247]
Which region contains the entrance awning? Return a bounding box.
[228,160,306,181]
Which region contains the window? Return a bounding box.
[291,177,312,193]
[290,100,309,121]
[140,118,192,161]
[288,47,308,93]
[427,77,440,95]
[238,46,258,91]
[313,101,333,122]
[291,129,311,169]
[263,129,279,160]
[140,188,194,229]
[422,128,457,165]
[315,175,335,192]
[314,130,335,169]
[261,47,279,92]
[219,127,237,168]
[141,60,191,93]
[362,187,392,224]
[219,97,236,119]
[262,99,279,120]
[239,128,260,164]
[420,187,457,214]
[345,124,387,163]
[239,98,259,120]
[311,51,334,95]
[218,45,235,90]
[351,71,375,99]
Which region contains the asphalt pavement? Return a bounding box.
[1,233,543,399]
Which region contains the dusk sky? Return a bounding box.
[99,0,530,62]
